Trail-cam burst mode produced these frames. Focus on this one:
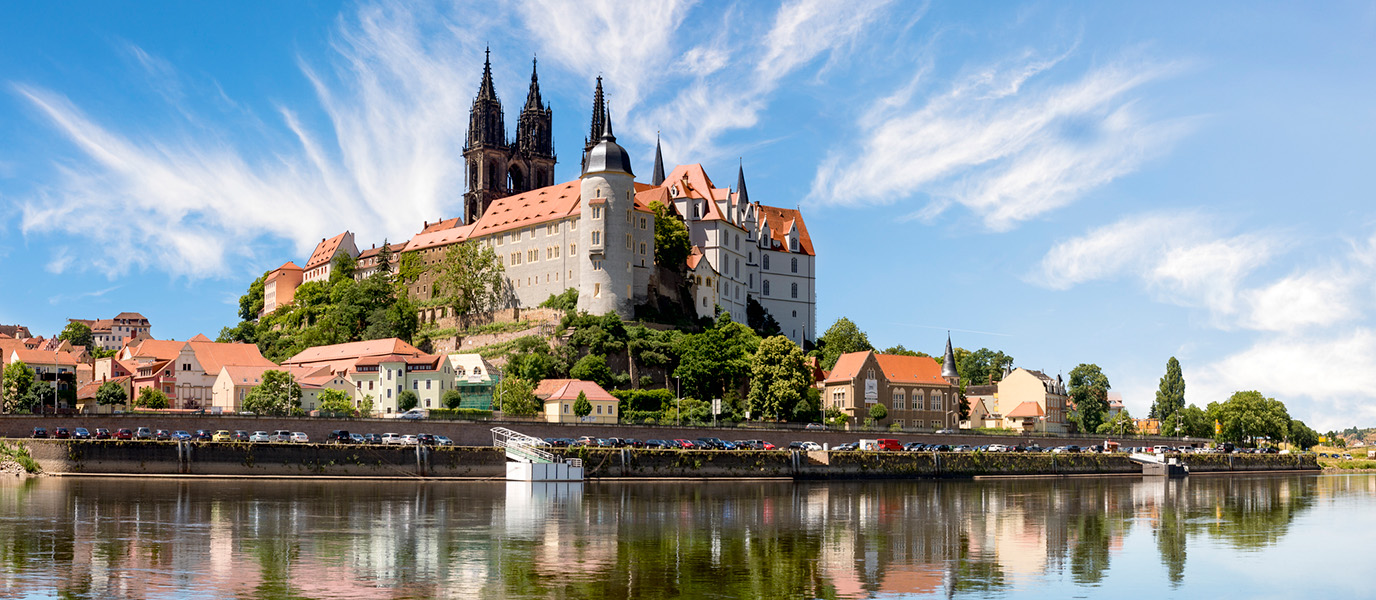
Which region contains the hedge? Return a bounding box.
[610,389,675,412]
[427,408,495,420]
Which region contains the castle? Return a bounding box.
[273,52,817,346]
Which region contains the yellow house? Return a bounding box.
[535,379,620,424]
[996,368,1070,434]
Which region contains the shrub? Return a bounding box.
[428,408,494,420]
[610,389,675,413]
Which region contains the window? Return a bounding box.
[413,381,418,390]
[594,283,601,298]
[932,392,943,411]
[564,403,569,413]
[593,260,603,271]
[549,222,559,234]
[791,257,798,273]
[528,249,538,262]
[894,390,906,410]
[426,380,431,389]
[596,404,603,414]
[639,242,647,255]
[570,243,576,255]
[182,363,190,371]
[931,420,941,429]
[592,206,602,219]
[640,216,647,229]
[736,258,740,276]
[915,391,924,410]
[763,280,770,296]
[895,419,904,428]
[591,231,601,246]
[498,234,505,246]
[626,233,633,249]
[735,236,740,251]
[626,209,632,223]
[791,283,798,299]
[763,255,770,270]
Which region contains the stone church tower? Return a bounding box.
[462,50,556,224]
[577,111,636,317]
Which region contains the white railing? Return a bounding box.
[491,427,556,464]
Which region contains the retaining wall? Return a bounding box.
[19,441,1315,479]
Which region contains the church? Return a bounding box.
[296,51,818,346]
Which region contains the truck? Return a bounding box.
[860,439,903,451]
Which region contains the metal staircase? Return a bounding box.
[491,427,582,469]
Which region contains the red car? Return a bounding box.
[114,428,134,440]
[94,428,111,439]
[671,439,696,449]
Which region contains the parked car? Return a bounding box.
[350,433,366,444]
[72,427,90,440]
[952,445,974,452]
[232,430,250,442]
[172,430,192,441]
[737,439,773,450]
[671,439,697,449]
[382,433,403,445]
[400,434,418,445]
[327,430,354,444]
[805,423,827,430]
[904,442,926,451]
[416,433,437,446]
[434,435,454,446]
[93,428,111,440]
[154,429,171,441]
[621,438,645,448]
[270,430,292,443]
[31,427,47,439]
[874,439,903,451]
[935,428,957,434]
[135,427,153,440]
[193,430,213,441]
[574,436,599,447]
[249,431,271,443]
[364,433,384,444]
[1343,453,1353,460]
[790,441,823,451]
[643,439,670,449]
[289,432,308,443]
[53,427,71,439]
[115,428,133,440]
[212,430,232,442]
[696,437,728,449]
[834,442,859,451]
[399,408,426,420]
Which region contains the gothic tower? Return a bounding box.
[463,49,508,224]
[514,57,556,190]
[577,109,636,317]
[581,76,607,172]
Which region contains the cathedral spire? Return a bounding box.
[523,56,543,111]
[652,133,666,186]
[477,47,497,101]
[588,76,606,147]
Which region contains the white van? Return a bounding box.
[382,433,403,445]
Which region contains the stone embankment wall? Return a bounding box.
[0,414,1213,451]
[21,441,1320,479]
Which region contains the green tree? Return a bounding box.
[2,361,34,413]
[59,321,94,349]
[868,403,888,427]
[1068,364,1111,434]
[442,389,463,409]
[1152,357,1186,425]
[1289,419,1319,450]
[881,344,927,357]
[376,240,394,276]
[1178,404,1212,438]
[316,388,353,415]
[435,242,508,327]
[494,377,540,417]
[239,272,268,321]
[1212,390,1290,445]
[650,200,691,271]
[242,370,301,416]
[397,390,419,412]
[539,288,579,310]
[329,252,357,284]
[824,405,850,428]
[570,354,614,389]
[136,387,170,409]
[957,348,1015,385]
[1096,409,1137,435]
[95,381,127,407]
[747,335,812,421]
[817,317,873,371]
[573,391,592,418]
[673,313,760,402]
[358,394,375,417]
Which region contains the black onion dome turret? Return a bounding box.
[582,109,634,177]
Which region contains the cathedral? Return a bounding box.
[299,51,819,346]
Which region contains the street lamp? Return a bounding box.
[674,376,681,426]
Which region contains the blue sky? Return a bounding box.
[2,1,1374,430]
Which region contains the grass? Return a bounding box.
[469,338,523,360]
[461,320,534,336]
[1313,445,1375,469]
[0,442,41,474]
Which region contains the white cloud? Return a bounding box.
[809,53,1190,230]
[14,2,488,278]
[1190,329,1376,431]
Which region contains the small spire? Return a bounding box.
[523,55,543,111]
[652,133,666,186]
[601,104,615,141]
[735,159,750,206]
[588,76,606,145]
[477,46,497,100]
[941,332,959,379]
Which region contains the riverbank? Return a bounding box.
[20,440,1320,480]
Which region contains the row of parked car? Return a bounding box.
[30,426,313,443]
[323,430,454,446]
[542,436,808,450]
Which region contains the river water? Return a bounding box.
[0,473,1369,599]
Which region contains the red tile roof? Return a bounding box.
[757,204,815,256]
[306,231,350,268]
[1006,401,1045,418]
[535,379,618,403]
[824,351,872,384]
[470,180,582,238]
[6,347,80,367]
[874,354,948,386]
[405,223,475,253]
[420,218,461,234]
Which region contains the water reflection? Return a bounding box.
[0,473,1362,599]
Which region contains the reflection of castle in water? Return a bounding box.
[0,474,1331,598]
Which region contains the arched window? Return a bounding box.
[763,255,770,270]
[763,280,771,296]
[791,282,798,298]
[791,257,798,273]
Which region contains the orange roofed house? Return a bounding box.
[822,337,963,431]
[536,379,620,424]
[119,335,277,409]
[281,338,460,416]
